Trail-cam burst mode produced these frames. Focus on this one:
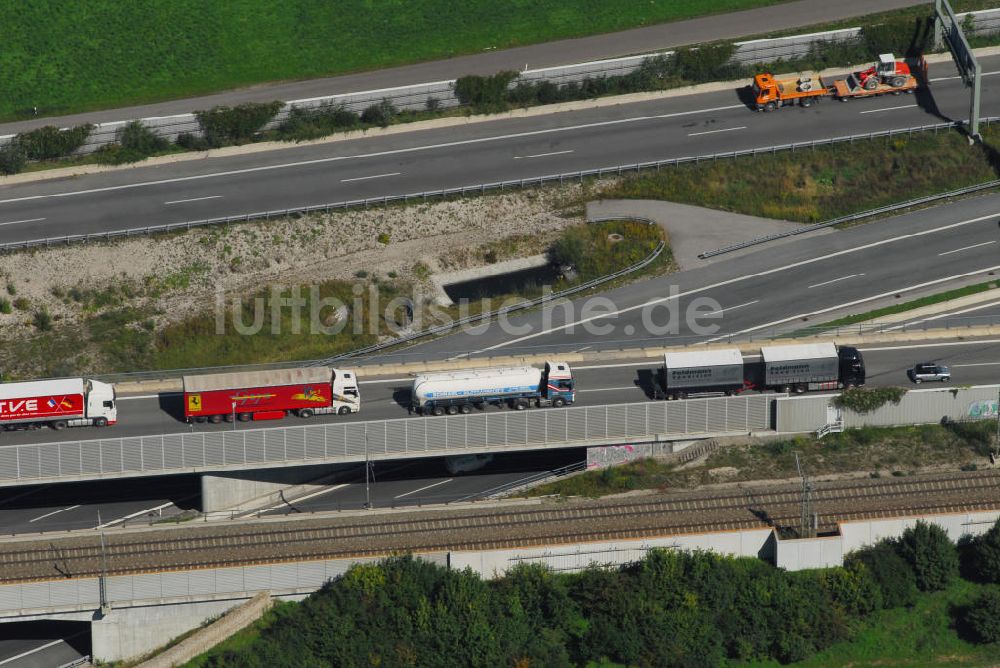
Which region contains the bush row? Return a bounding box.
[196,518,1000,667]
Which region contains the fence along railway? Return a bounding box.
[1,469,998,583]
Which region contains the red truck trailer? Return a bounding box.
[182,367,360,423]
[0,378,117,432]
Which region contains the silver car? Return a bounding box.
[908,362,951,384]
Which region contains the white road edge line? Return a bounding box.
[859,104,918,115]
[930,70,1000,82]
[475,211,1000,352]
[395,478,452,499]
[808,273,864,289]
[953,362,1000,368]
[0,639,64,666]
[707,299,758,315]
[514,149,574,159]
[687,126,747,137]
[938,240,997,256]
[340,171,401,183]
[704,264,1000,343]
[0,217,45,227]
[28,504,81,523]
[0,104,747,205]
[243,483,350,517]
[859,339,1000,352]
[96,501,174,529]
[163,195,223,205]
[578,386,641,392]
[879,298,1000,332]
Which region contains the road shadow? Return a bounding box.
[391,387,413,411]
[634,368,661,399]
[158,392,186,422]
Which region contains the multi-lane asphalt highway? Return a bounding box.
[0,54,993,246]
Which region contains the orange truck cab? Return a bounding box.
[751,72,828,111]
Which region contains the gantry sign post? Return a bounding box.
[935,0,982,140]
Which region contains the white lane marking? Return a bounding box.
[96,501,173,528]
[0,217,45,227]
[687,126,747,137]
[703,264,1000,343]
[859,104,918,114]
[28,504,80,523]
[938,240,997,256]
[808,273,864,289]
[163,195,223,205]
[0,104,747,206]
[860,339,1000,352]
[475,211,1000,352]
[243,483,349,517]
[930,70,1000,82]
[953,362,1000,368]
[395,478,452,499]
[514,149,574,159]
[707,299,758,315]
[340,171,401,183]
[578,386,642,392]
[0,640,63,666]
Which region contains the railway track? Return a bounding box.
[1,469,998,583]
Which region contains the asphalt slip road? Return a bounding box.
[0,0,928,135]
[0,52,993,245]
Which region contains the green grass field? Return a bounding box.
[1,0,789,120]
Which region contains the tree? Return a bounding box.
[896,521,959,592]
[847,541,918,608]
[959,518,1000,584]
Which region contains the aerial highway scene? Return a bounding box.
[5,0,1000,666]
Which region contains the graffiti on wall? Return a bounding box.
[967,400,1000,419]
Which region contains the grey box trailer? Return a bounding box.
[760,342,865,392]
[659,348,745,399]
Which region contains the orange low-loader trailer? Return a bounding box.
[751,57,926,111]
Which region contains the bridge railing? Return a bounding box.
[0,395,772,486]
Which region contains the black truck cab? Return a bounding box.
[838,346,865,387]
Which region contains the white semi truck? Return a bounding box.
[411,361,575,416]
[0,378,117,432]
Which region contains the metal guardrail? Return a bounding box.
[0,395,772,486]
[1,119,987,256]
[698,173,1000,258]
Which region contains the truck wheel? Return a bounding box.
[238,413,252,422]
[432,406,445,417]
[552,397,566,408]
[209,414,223,424]
[195,416,207,423]
[224,414,234,423]
[514,401,528,411]
[800,98,812,107]
[52,420,68,431]
[459,404,472,414]
[764,101,777,112]
[94,417,108,427]
[446,405,459,415]
[299,409,314,419]
[782,385,792,394]
[338,406,351,415]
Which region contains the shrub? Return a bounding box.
[32,309,52,331]
[377,232,390,244]
[16,124,93,160]
[6,283,15,296]
[277,103,360,141]
[0,298,10,314]
[957,587,1000,644]
[360,99,398,128]
[12,297,29,311]
[833,386,907,413]
[97,120,171,164]
[847,542,918,608]
[896,521,958,592]
[454,71,518,112]
[0,140,27,175]
[425,96,441,112]
[175,132,212,151]
[195,101,283,147]
[959,518,1000,583]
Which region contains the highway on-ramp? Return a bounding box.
[0,53,992,247]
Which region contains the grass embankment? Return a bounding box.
[0,220,667,377]
[528,421,995,498]
[0,0,787,120]
[599,128,1000,223]
[795,279,1000,334]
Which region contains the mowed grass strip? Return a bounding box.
[1,0,789,120]
[599,128,1000,223]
